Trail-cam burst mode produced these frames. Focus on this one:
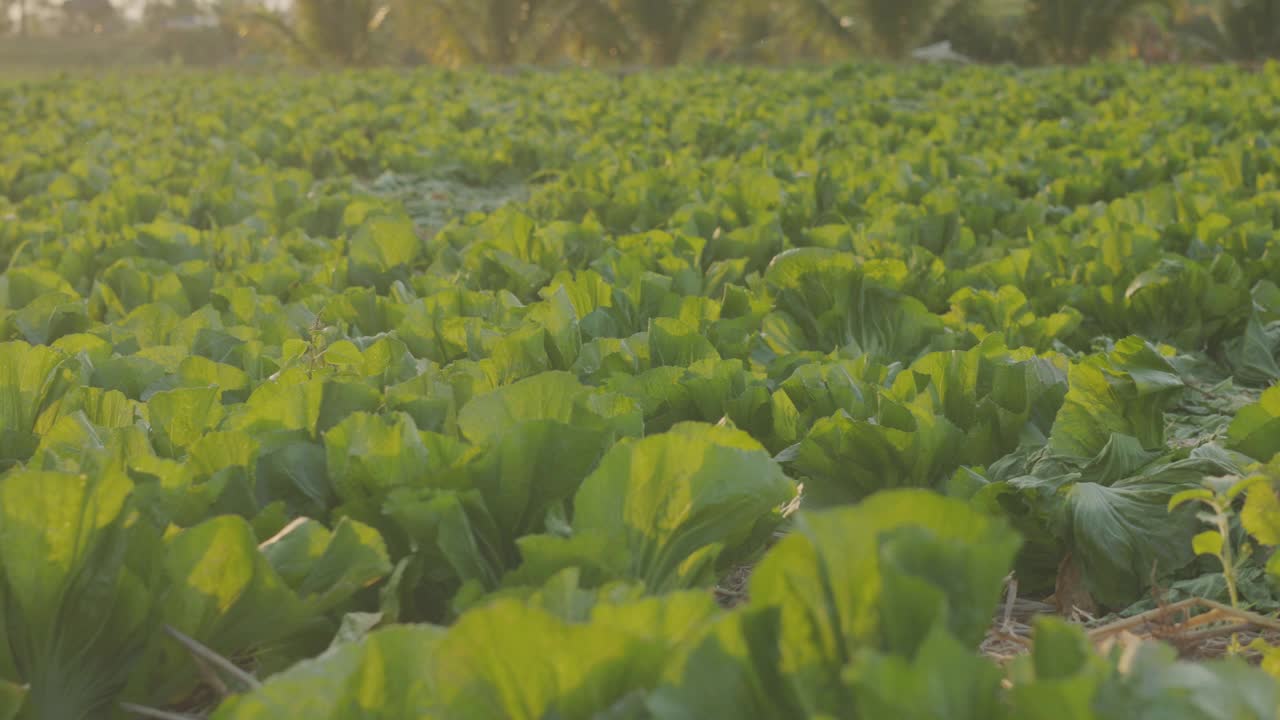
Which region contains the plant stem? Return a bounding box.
[1216,506,1240,609]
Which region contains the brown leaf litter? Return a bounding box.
[983,574,1280,666]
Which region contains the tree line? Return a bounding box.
[4,0,1280,67]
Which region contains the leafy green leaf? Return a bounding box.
[1062,449,1235,608]
[0,341,79,467]
[324,411,430,519]
[457,371,641,445]
[1192,530,1224,558]
[1007,618,1109,720]
[1242,479,1280,547]
[844,621,1008,720]
[347,215,420,290]
[1224,280,1280,386]
[1094,642,1280,719]
[748,490,1020,715]
[1049,338,1183,458]
[1227,385,1280,461]
[790,405,964,507]
[211,625,445,720]
[322,340,364,368]
[146,386,224,456]
[646,607,805,720]
[570,422,795,592]
[0,470,156,719]
[432,594,716,720]
[762,248,946,361]
[259,517,391,614]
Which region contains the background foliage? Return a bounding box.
[2,0,1278,67]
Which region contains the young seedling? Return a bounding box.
[1168,474,1255,610]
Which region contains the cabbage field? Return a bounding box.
[3,64,1280,718]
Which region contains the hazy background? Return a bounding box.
[0,0,1274,71]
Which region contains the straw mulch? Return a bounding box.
[982,573,1280,666]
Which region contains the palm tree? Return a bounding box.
[702,0,862,62]
[929,0,1027,63]
[294,0,378,64]
[390,0,592,65]
[1216,0,1280,60]
[16,0,30,35]
[777,0,959,58]
[1023,0,1167,63]
[570,0,719,65]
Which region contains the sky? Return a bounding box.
[118,0,293,21]
[6,0,292,24]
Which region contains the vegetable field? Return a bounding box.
[3,64,1280,718]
